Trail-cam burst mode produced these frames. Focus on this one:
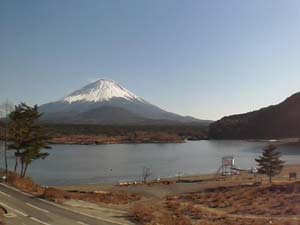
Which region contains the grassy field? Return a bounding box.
[130,183,300,225]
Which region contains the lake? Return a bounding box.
[1,140,300,186]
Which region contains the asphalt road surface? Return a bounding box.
[0,183,131,225]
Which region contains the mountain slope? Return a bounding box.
[40,79,209,125]
[209,93,300,139]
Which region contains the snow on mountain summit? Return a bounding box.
[63,79,145,103]
[40,78,206,124]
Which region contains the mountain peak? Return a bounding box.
[63,79,145,103]
[40,78,206,124]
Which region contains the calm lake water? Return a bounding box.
[1,140,300,186]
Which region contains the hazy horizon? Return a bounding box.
[1,0,300,120]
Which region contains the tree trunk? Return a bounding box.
[269,174,272,183]
[23,163,29,178]
[4,148,7,172]
[20,158,24,178]
[4,127,8,173]
[14,154,18,173]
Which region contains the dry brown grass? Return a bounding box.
[179,182,300,216]
[131,200,274,225]
[131,202,192,225]
[6,172,44,195]
[131,181,300,225]
[131,204,155,223]
[73,191,140,204]
[44,187,140,204]
[5,172,140,204]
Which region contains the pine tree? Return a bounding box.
[21,105,50,177]
[8,103,50,177]
[255,145,285,183]
[8,103,33,172]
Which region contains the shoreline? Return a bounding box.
[49,134,186,145]
[55,164,300,191]
[2,136,298,146]
[50,164,300,207]
[48,140,185,145]
[49,137,300,145]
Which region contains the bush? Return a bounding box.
[7,172,44,194]
[131,204,154,223]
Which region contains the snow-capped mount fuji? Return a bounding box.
[63,79,145,103]
[39,79,208,125]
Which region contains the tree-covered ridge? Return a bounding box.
[209,92,300,139]
[44,123,209,140]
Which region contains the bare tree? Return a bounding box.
[0,100,13,172]
[142,166,152,183]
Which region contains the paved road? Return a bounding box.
[0,183,130,225]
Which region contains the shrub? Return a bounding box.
[131,204,155,223]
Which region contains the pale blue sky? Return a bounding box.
[0,0,300,120]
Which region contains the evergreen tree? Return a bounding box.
[255,145,285,183]
[21,106,50,177]
[8,103,50,177]
[8,103,33,172]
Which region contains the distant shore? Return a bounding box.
[49,134,186,145]
[49,136,299,145]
